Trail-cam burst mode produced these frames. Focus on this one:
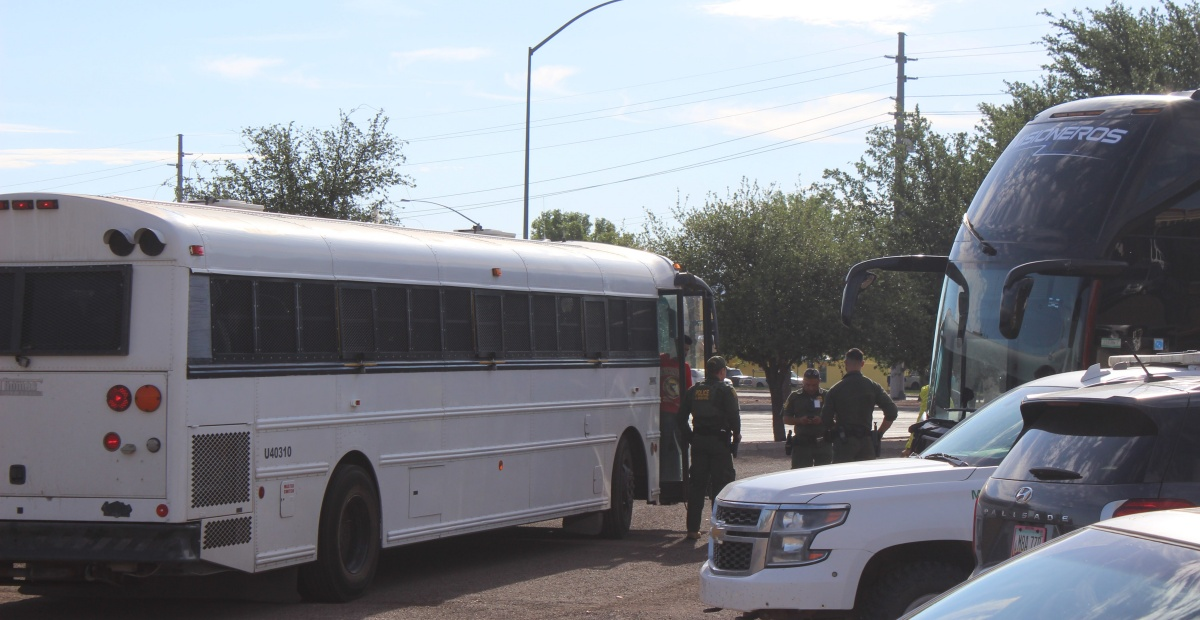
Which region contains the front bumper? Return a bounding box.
[699,550,867,612]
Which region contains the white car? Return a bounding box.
[904,508,1200,618]
[699,356,1200,619]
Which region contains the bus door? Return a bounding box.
[658,274,717,505]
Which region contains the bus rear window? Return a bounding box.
[996,406,1158,485]
[0,266,132,355]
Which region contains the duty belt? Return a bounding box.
[693,427,729,437]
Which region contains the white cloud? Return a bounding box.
[0,124,72,134]
[392,47,493,68]
[200,56,285,79]
[689,94,894,143]
[701,0,936,32]
[503,65,580,96]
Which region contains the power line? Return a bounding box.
[404,112,888,210]
[36,163,177,191]
[2,157,175,187]
[405,59,893,143]
[402,81,895,167]
[391,36,897,122]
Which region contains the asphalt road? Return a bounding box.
[0,438,907,619]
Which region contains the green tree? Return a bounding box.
[531,209,637,247]
[183,109,412,222]
[817,112,986,382]
[643,181,869,439]
[976,1,1200,167]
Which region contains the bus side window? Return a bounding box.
[211,278,253,357]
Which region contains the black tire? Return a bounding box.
[600,438,635,538]
[857,561,968,620]
[298,464,381,602]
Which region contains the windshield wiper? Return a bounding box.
[923,453,969,467]
[1029,467,1082,481]
[962,214,997,256]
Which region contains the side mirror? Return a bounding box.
[841,270,877,326]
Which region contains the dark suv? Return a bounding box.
[974,376,1200,571]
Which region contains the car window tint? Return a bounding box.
[910,528,1200,619]
[923,385,1067,466]
[995,405,1157,484]
[1164,414,1200,483]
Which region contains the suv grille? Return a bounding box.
[715,506,761,526]
[713,540,754,571]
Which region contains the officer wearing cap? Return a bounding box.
[781,368,832,468]
[825,348,898,463]
[677,355,741,540]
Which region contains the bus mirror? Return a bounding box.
[840,270,877,326]
[999,277,1035,339]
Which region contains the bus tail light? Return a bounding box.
[135,385,162,412]
[0,200,8,210]
[156,504,169,518]
[12,199,34,210]
[107,385,132,411]
[35,199,58,210]
[103,432,121,452]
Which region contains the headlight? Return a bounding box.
[766,505,849,567]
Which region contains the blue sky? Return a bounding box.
[0,0,1163,236]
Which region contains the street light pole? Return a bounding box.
[399,198,484,233]
[522,0,624,240]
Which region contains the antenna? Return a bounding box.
[398,199,484,233]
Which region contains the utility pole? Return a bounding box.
[175,134,189,203]
[884,33,917,401]
[885,32,917,219]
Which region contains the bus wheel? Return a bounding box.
[298,464,381,602]
[600,438,635,538]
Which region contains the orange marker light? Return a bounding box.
[135,385,162,412]
[492,267,502,277]
[498,460,504,471]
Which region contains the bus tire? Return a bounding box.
[298,464,381,602]
[856,560,967,619]
[600,438,635,539]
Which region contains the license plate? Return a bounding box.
[1011,524,1047,556]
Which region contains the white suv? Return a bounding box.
[699,358,1200,619]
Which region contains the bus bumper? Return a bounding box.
[0,520,201,564]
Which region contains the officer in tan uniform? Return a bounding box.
[781,368,832,468]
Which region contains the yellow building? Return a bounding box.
[736,359,891,390]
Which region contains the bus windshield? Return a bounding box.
[930,265,1089,419]
[968,116,1154,245]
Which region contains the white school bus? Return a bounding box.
[0,193,716,601]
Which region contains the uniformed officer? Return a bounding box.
[677,355,741,540]
[825,348,898,463]
[780,368,832,468]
